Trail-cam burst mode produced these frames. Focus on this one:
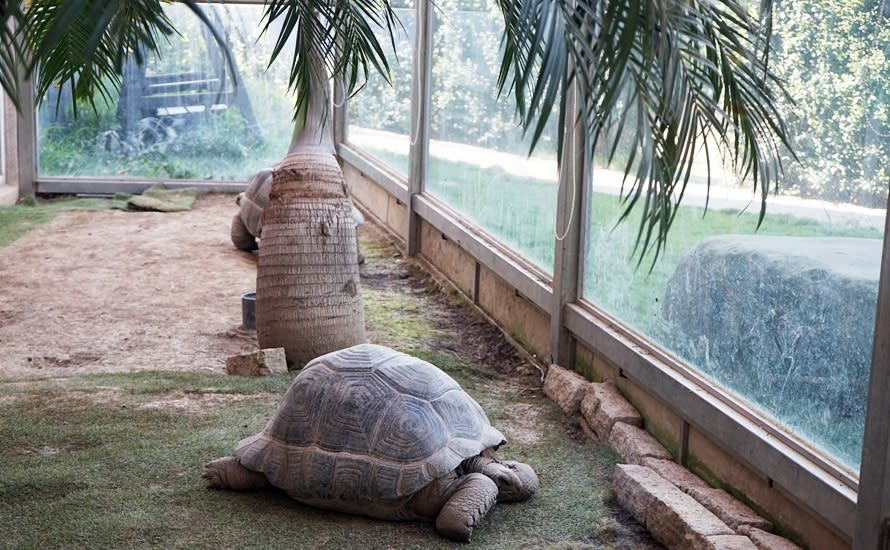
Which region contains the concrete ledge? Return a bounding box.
[543,364,588,415]
[0,184,18,207]
[580,382,642,439]
[687,486,773,533]
[703,534,758,549]
[614,464,734,549]
[739,527,803,550]
[642,457,711,494]
[609,422,672,464]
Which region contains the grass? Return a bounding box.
[0,368,623,548]
[0,196,125,248]
[0,212,634,549]
[363,287,442,350]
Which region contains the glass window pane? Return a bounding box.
[581,0,889,473]
[37,3,297,181]
[347,4,414,176]
[426,0,558,272]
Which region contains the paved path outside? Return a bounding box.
[348,126,886,232]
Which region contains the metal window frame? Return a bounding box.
[853,197,890,548]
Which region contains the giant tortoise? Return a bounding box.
[203,343,538,541]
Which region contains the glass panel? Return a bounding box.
[346,4,414,176]
[426,0,558,272]
[37,3,297,180]
[581,0,889,473]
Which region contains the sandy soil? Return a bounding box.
[0,194,260,378]
[0,193,534,381]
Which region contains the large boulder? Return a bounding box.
[662,235,880,421]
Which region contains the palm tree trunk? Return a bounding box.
[256,152,365,367]
[254,48,365,368]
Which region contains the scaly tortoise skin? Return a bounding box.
[203,343,538,542]
[231,169,364,252]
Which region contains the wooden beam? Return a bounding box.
[36,177,246,195]
[413,193,553,312]
[549,81,585,367]
[854,198,890,549]
[406,0,433,255]
[15,55,35,198]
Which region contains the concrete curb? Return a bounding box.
[541,364,802,550]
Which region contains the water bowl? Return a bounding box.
[241,291,256,330]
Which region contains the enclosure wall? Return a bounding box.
[338,143,857,549]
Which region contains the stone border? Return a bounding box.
[543,364,802,550]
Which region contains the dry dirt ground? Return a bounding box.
[0,194,260,377]
[0,193,534,379]
[0,193,661,548]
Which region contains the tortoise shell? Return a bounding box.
[233,344,506,503]
[238,169,271,238]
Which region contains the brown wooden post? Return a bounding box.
[549,82,586,368]
[406,0,433,256]
[15,57,35,198]
[854,199,890,549]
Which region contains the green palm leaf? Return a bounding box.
[0,2,27,110]
[261,0,401,123]
[497,0,795,263]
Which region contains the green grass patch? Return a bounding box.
[1,361,630,549]
[362,288,441,350]
[358,231,402,264]
[0,196,125,248]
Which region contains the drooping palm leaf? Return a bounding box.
[260,0,401,125]
[497,0,795,263]
[0,2,27,110]
[21,0,235,114]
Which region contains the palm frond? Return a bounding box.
[261,0,402,124]
[23,0,235,115]
[496,0,795,263]
[0,2,27,110]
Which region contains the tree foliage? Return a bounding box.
[2,0,796,260]
[773,0,890,207]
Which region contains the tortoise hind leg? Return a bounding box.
[434,473,498,542]
[203,456,269,491]
[230,214,258,251]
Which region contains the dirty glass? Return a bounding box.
[580,0,889,472]
[425,0,559,273]
[37,3,297,181]
[346,5,414,177]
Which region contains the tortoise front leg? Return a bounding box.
[461,455,539,502]
[230,215,258,251]
[433,473,498,542]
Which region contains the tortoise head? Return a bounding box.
[482,459,539,502]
